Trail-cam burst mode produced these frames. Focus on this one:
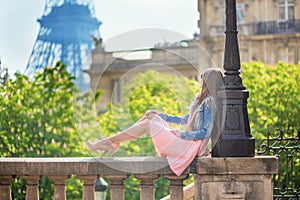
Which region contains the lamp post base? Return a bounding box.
[212,137,255,157]
[213,89,255,157]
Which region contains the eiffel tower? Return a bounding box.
[25,0,101,89]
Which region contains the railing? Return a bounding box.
[0,156,280,200]
[256,20,300,35]
[257,128,300,200]
[0,157,188,200]
[206,19,300,37]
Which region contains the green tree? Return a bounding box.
[0,62,85,158]
[0,62,101,199]
[241,61,300,139]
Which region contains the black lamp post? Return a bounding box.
[95,176,108,200]
[212,0,255,157]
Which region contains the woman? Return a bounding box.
[87,68,223,176]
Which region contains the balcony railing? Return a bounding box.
[207,19,300,37]
[0,157,189,200]
[256,20,300,35]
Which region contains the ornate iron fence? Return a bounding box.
[257,128,300,200]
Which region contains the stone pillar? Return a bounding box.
[105,175,128,200]
[21,175,40,200]
[164,174,188,200]
[193,156,278,200]
[0,176,12,200]
[198,0,207,37]
[49,175,68,200]
[135,174,159,200]
[78,175,98,200]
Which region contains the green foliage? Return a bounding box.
[241,61,300,140]
[0,62,100,199]
[124,176,141,199]
[11,178,26,199]
[73,87,103,142]
[0,62,84,157]
[66,175,83,200]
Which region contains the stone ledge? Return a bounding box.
[0,157,184,176]
[195,156,278,175]
[0,156,278,177]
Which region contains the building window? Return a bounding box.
[277,0,295,21]
[236,4,245,24]
[278,46,295,63]
[221,3,245,25]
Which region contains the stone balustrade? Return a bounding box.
[0,156,278,200]
[0,157,188,200]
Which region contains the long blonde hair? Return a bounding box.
[186,68,223,137]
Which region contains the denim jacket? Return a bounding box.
[158,96,217,140]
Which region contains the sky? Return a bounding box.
[0,0,199,75]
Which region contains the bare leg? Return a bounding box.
[109,117,150,143]
[87,114,151,152]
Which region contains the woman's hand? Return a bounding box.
[145,110,159,119]
[173,129,182,138]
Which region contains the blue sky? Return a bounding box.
[0,0,199,75]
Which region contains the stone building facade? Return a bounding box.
[198,0,300,67]
[86,40,213,112]
[87,0,300,112]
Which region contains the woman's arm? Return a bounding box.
[179,98,216,140]
[158,113,189,125]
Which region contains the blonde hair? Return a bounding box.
[186,68,223,137]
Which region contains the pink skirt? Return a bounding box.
[149,114,209,176]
